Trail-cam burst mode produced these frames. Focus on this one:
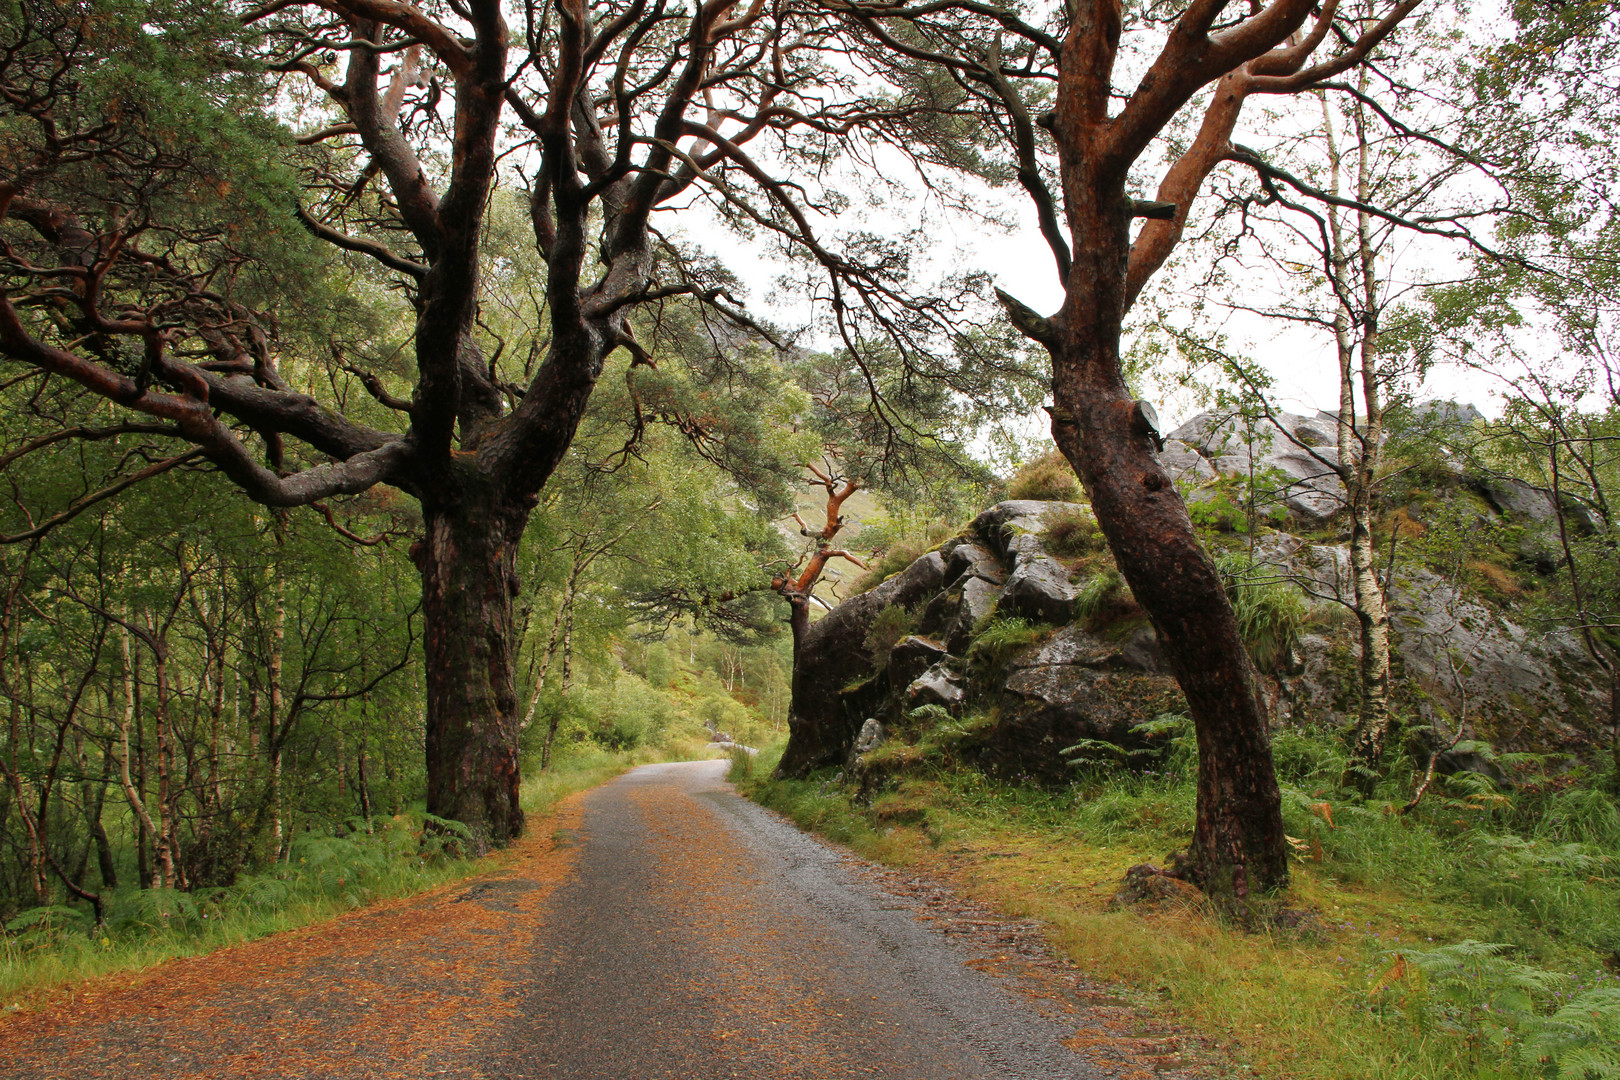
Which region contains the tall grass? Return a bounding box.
[1006,449,1083,502]
[1040,505,1107,560]
[0,815,478,1008]
[966,616,1048,684]
[1215,552,1308,671]
[1072,568,1138,630]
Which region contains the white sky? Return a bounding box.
[677,174,1511,441]
[656,0,1535,441]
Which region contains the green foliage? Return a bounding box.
[1,815,470,995]
[699,693,752,737]
[1060,738,1159,774]
[913,710,999,760]
[787,345,1037,507]
[739,746,876,848]
[1040,505,1108,561]
[3,906,89,937]
[967,617,1046,684]
[1215,553,1308,672]
[849,517,957,595]
[1062,713,1195,784]
[725,746,758,782]
[901,702,954,734]
[1006,449,1082,502]
[642,644,676,688]
[1270,730,1350,787]
[0,744,668,1003]
[1185,484,1251,534]
[1278,773,1620,964]
[1073,568,1129,626]
[863,604,916,668]
[1536,787,1620,849]
[1374,941,1620,1078]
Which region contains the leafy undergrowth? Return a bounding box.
[739,735,1620,1080]
[0,743,685,1009]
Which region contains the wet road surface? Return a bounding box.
[1,760,1135,1079]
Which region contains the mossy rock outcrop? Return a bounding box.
[779,410,1615,785]
[777,500,1185,781]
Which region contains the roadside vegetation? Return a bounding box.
[741,732,1620,1080]
[0,742,684,1009]
[0,485,793,1010]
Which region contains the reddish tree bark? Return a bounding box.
[773,465,869,758]
[842,0,1423,896]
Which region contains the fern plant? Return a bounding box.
[1374,941,1620,1078]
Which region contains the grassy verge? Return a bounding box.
[738,737,1620,1080]
[1,742,700,1011]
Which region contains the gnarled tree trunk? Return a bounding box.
[1044,192,1287,898]
[776,595,828,775]
[773,468,868,777]
[415,488,528,851]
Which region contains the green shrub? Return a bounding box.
[699,694,756,743]
[848,516,957,595]
[1270,729,1348,787]
[1007,449,1082,502]
[1061,712,1194,779]
[1186,482,1249,533]
[1215,554,1307,671]
[1374,941,1620,1078]
[725,745,757,782]
[1535,787,1620,849]
[1,815,469,996]
[1041,505,1108,560]
[863,604,916,668]
[642,643,675,688]
[520,688,594,764]
[1074,568,1126,623]
[967,617,1046,683]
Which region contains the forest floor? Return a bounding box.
[0,760,1232,1080]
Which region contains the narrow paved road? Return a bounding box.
[1,761,1166,1079]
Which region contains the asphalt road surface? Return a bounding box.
[0,760,1157,1080]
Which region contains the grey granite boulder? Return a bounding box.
[888,635,950,689]
[1157,439,1216,486]
[997,554,1078,625]
[970,500,1086,561]
[854,718,886,754]
[979,625,1186,781]
[945,576,1003,654]
[1264,446,1345,521]
[1472,475,1556,523]
[1170,410,1350,522]
[907,662,966,709]
[944,539,1004,586]
[1118,626,1168,675]
[1388,567,1605,752]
